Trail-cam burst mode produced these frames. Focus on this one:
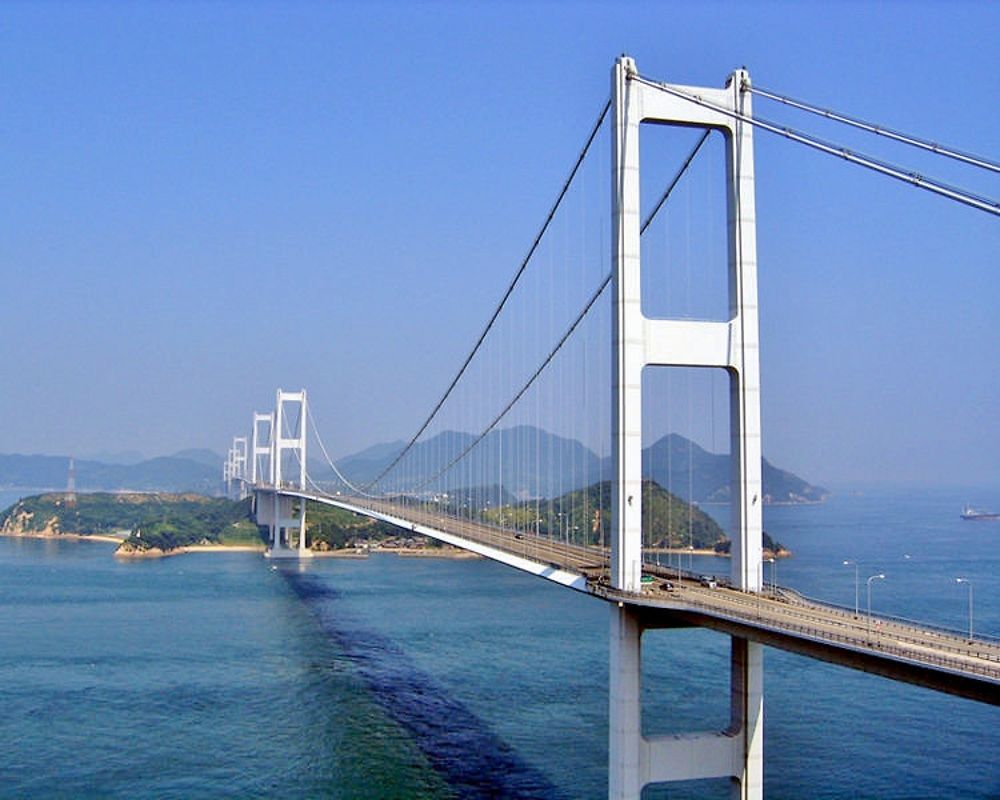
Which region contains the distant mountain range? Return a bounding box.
[321,426,601,499]
[0,428,827,506]
[0,451,222,494]
[316,426,827,505]
[640,433,829,505]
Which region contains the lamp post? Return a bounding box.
[756,559,767,618]
[765,556,776,598]
[866,573,885,643]
[843,560,860,617]
[956,577,974,641]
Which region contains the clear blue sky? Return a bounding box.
[2,1,997,487]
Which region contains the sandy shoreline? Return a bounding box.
[390,547,482,559]
[115,543,267,559]
[3,532,783,561]
[0,530,126,545]
[312,547,481,560]
[646,547,722,557]
[646,546,791,559]
[0,531,478,560]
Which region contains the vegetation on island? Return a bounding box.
[713,531,788,558]
[0,492,262,552]
[304,501,405,550]
[0,484,786,558]
[480,480,727,550]
[305,479,787,556]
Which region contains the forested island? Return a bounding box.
[0,492,410,556]
[0,481,787,558]
[0,492,262,554]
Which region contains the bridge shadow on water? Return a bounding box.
[281,569,569,800]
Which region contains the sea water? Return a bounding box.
[0,487,997,799]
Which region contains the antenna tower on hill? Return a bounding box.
[66,457,77,506]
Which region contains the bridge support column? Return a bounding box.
[609,605,643,799]
[609,55,763,798]
[609,605,763,800]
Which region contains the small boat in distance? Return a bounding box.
[961,506,1000,521]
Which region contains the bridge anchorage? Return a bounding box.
[227,55,1000,800]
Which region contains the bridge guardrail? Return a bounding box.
[680,584,1000,666]
[592,574,1000,676]
[275,485,999,677]
[676,593,1000,681]
[778,586,1000,647]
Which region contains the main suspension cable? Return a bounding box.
[305,406,380,498]
[632,74,1000,217]
[363,96,613,492]
[641,129,711,234]
[751,84,1000,175]
[411,271,612,494]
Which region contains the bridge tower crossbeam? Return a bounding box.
[609,56,763,800]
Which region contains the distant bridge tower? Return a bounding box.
[609,57,763,800]
[231,436,248,499]
[250,412,273,487]
[65,456,76,506]
[262,388,312,559]
[248,411,273,536]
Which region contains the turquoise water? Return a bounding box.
[0,487,997,798]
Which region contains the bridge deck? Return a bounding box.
[259,487,1000,705]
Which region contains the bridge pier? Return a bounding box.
[260,492,311,559]
[609,605,763,799]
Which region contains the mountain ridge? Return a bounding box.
[322,427,827,505]
[0,452,220,494]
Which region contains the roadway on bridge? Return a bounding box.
[279,489,1000,704]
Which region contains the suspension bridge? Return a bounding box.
[222,57,999,799]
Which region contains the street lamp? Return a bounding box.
[843,560,860,617]
[756,559,770,618]
[765,556,776,598]
[956,577,974,641]
[866,573,885,642]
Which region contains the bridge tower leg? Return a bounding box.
[609,56,763,799]
[265,388,313,559]
[249,411,273,522]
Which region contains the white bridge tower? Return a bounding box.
[257,388,312,559]
[609,56,764,800]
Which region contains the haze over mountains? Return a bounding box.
[0,452,220,494]
[317,426,828,505]
[0,429,827,505]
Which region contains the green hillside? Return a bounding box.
[484,479,727,550]
[0,493,260,552]
[305,501,400,550]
